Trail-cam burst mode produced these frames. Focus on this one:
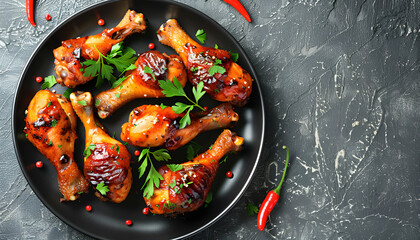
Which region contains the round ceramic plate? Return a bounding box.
[12,0,264,239]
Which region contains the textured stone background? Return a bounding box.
[1,0,419,239]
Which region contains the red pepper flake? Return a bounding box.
[142,207,149,215]
[204,106,208,111]
[45,14,52,21]
[36,76,43,83]
[98,19,105,26]
[226,171,233,178]
[134,150,140,156]
[35,161,43,168]
[148,43,155,49]
[85,205,92,212]
[125,220,132,226]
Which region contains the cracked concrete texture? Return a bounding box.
[1,0,419,239]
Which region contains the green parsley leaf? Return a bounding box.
[116,92,121,98]
[195,29,207,44]
[159,78,206,129]
[229,51,239,62]
[96,182,109,196]
[247,203,259,216]
[48,140,53,146]
[51,119,57,127]
[186,141,202,161]
[58,144,62,148]
[47,100,52,107]
[190,66,199,72]
[172,102,191,114]
[111,75,128,89]
[168,180,176,188]
[192,81,205,103]
[116,144,120,153]
[143,65,156,80]
[95,99,100,106]
[83,144,96,159]
[158,77,186,97]
[41,75,57,89]
[179,108,192,129]
[214,89,220,93]
[138,148,170,199]
[151,149,171,161]
[108,42,124,58]
[215,44,219,49]
[205,191,212,207]
[167,164,183,172]
[214,59,222,65]
[209,65,226,76]
[77,100,87,106]
[160,103,168,110]
[63,88,74,100]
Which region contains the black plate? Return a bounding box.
[12,0,265,239]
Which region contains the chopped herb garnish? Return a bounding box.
[169,180,176,188]
[58,144,62,148]
[214,89,220,93]
[205,191,212,207]
[63,88,75,100]
[41,75,57,89]
[208,64,226,76]
[116,92,121,98]
[77,100,87,106]
[186,141,202,161]
[143,65,156,80]
[95,99,100,106]
[167,164,183,172]
[229,51,239,62]
[51,119,57,127]
[160,103,168,110]
[96,182,109,195]
[47,100,52,107]
[83,144,96,159]
[190,66,199,72]
[48,140,53,146]
[214,44,219,49]
[195,29,207,44]
[247,203,259,216]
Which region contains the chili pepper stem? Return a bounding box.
[273,146,289,194]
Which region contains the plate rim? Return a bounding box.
[11,0,266,239]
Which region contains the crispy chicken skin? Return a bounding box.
[53,10,146,88]
[95,51,187,119]
[24,90,89,201]
[70,91,132,203]
[145,129,243,214]
[157,19,252,106]
[120,103,239,150]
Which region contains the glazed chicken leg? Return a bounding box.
[121,103,238,150]
[157,19,252,106]
[24,90,89,201]
[70,91,132,203]
[145,129,243,214]
[95,51,187,119]
[54,10,146,88]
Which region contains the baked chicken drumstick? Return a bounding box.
[145,129,243,214]
[70,91,132,203]
[95,50,187,119]
[157,19,252,106]
[54,10,146,88]
[24,90,89,201]
[121,103,238,150]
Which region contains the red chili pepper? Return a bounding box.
[26,0,36,27]
[223,0,251,22]
[257,146,290,231]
